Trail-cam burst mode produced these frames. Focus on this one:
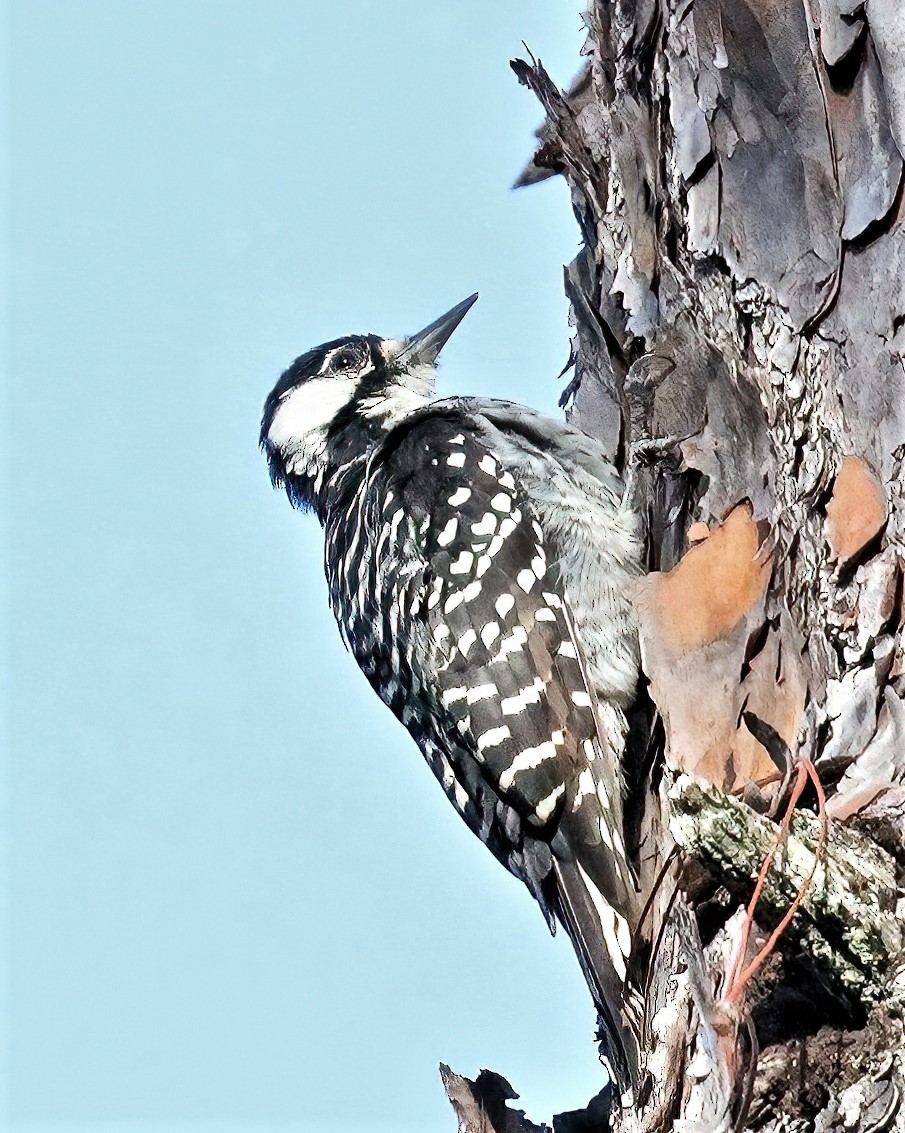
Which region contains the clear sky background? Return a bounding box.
[4,3,605,1130]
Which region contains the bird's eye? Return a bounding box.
[332,349,361,372]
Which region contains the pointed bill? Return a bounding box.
[397,293,479,365]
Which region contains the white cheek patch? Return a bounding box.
[267,376,359,451]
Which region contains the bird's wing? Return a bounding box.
[429,395,624,492]
[363,410,641,1083]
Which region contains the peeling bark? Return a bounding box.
[445,1,905,1129]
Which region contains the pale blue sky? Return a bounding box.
[4,3,606,1130]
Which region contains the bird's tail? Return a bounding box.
[549,703,644,1094]
[552,852,643,1095]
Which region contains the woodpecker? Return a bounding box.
[260,295,644,1087]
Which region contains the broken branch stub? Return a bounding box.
[669,775,902,1003]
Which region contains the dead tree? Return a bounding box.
[443,2,905,1130]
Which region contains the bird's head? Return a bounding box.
[260,293,478,501]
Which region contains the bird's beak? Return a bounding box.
[396,293,479,366]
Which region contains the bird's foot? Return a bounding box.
[627,433,688,467]
[620,433,689,515]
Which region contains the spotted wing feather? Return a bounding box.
[330,411,641,1084]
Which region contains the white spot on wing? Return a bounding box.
[480,621,500,647]
[516,569,535,593]
[495,594,515,618]
[449,550,474,575]
[478,455,497,475]
[500,676,545,716]
[498,626,528,656]
[467,682,497,704]
[471,513,497,537]
[457,628,477,657]
[499,740,558,790]
[437,517,458,547]
[490,493,512,513]
[477,725,511,751]
[446,451,466,468]
[461,580,482,602]
[532,784,565,824]
[448,487,471,507]
[574,769,596,806]
[571,691,592,708]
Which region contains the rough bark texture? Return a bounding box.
[444,2,905,1130]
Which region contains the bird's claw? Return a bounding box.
[620,433,692,515]
[626,434,688,468]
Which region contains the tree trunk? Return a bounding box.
[444,2,905,1130]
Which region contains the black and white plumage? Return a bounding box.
[260,295,645,1088]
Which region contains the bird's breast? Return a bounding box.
[323,477,428,715]
[515,459,643,710]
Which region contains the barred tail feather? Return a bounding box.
[552,855,642,1094]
